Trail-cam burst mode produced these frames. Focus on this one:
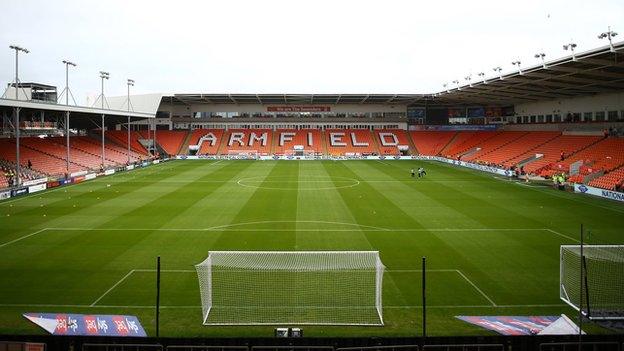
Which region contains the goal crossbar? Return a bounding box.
[196,251,385,326]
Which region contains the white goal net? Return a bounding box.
[226,150,258,160]
[560,245,624,320]
[195,251,385,325]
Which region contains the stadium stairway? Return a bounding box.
[509,135,603,175]
[194,129,225,155]
[140,130,188,156]
[461,131,528,162]
[442,131,500,159]
[0,138,84,176]
[105,130,149,155]
[480,131,561,167]
[177,131,194,155]
[550,137,624,176]
[410,131,458,156]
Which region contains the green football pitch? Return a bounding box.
[1,160,622,337]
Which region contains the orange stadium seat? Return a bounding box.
[273,129,323,155]
[220,129,273,155]
[551,137,624,175]
[325,129,378,156]
[191,129,225,155]
[409,131,457,156]
[477,131,560,166]
[503,135,602,175]
[374,129,412,155]
[588,166,624,191]
[106,130,149,155]
[139,130,188,156]
[442,131,499,159]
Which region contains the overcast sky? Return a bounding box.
[1,0,622,103]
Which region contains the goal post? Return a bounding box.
[226,150,258,160]
[195,251,386,326]
[560,245,624,320]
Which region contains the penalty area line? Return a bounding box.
[0,228,48,249]
[90,270,136,307]
[455,270,497,307]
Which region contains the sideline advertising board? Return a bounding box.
[574,184,624,202]
[22,178,48,187]
[27,183,47,194]
[23,313,147,337]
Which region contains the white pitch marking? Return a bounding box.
[455,270,497,307]
[0,303,567,309]
[0,228,48,249]
[544,229,580,243]
[90,270,136,307]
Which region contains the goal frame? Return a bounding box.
[560,244,624,320]
[195,250,385,326]
[226,150,259,160]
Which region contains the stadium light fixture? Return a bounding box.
[511,60,522,75]
[7,45,29,187]
[464,75,472,87]
[443,83,449,93]
[477,72,486,84]
[8,45,29,100]
[534,52,547,69]
[563,42,577,61]
[60,60,77,105]
[598,26,618,52]
[452,79,460,90]
[492,67,503,80]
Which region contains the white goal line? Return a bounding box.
[89,268,495,307]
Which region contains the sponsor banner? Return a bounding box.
[22,178,48,187]
[11,187,29,197]
[47,180,60,189]
[0,190,11,200]
[141,161,150,167]
[153,160,160,164]
[457,315,574,336]
[412,156,515,176]
[60,179,72,185]
[104,169,115,176]
[85,173,97,181]
[24,313,147,337]
[267,105,331,112]
[574,184,624,202]
[126,165,135,170]
[28,184,47,193]
[70,170,88,178]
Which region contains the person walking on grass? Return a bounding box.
[410,168,415,178]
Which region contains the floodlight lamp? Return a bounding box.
[9,45,29,53]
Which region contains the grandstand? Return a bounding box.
[1,20,624,350]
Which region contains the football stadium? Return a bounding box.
[1,1,624,350]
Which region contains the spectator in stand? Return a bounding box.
[560,151,565,161]
[27,159,32,169]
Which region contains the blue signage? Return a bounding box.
[24,313,147,337]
